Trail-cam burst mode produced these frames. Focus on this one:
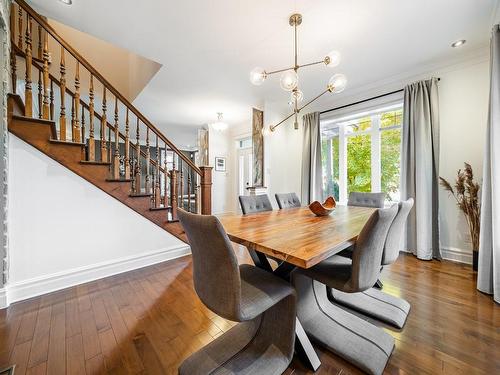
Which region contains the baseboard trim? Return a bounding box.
[0,287,7,308]
[440,247,472,264]
[1,244,190,308]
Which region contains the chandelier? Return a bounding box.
[250,13,347,132]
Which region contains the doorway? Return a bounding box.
[237,137,253,201]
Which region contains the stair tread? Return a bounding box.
[50,139,86,146]
[106,178,132,182]
[12,114,55,125]
[130,192,152,197]
[150,206,172,211]
[80,160,112,166]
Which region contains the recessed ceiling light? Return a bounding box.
[59,0,73,5]
[451,39,466,48]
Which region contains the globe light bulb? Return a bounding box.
[261,127,271,137]
[280,70,298,91]
[325,50,341,68]
[250,67,267,85]
[328,73,347,93]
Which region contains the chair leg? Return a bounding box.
[179,294,296,375]
[374,266,384,289]
[292,272,395,375]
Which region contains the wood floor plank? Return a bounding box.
[27,305,51,368]
[66,333,86,375]
[46,302,66,375]
[9,340,32,375]
[79,308,102,361]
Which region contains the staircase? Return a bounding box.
[7,0,212,242]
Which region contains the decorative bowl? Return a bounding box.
[308,196,337,216]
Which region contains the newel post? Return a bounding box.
[200,166,212,215]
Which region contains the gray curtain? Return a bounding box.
[401,78,441,260]
[478,25,500,303]
[301,112,322,204]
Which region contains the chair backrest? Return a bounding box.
[382,198,414,265]
[275,192,301,209]
[348,192,386,208]
[239,194,273,215]
[349,204,398,292]
[178,209,242,320]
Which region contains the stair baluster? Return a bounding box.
[17,6,22,49]
[70,97,75,138]
[50,80,54,121]
[145,128,151,194]
[170,169,178,220]
[88,74,95,160]
[154,135,161,208]
[59,46,67,141]
[179,159,184,210]
[10,4,17,94]
[37,69,42,119]
[42,33,50,120]
[163,147,169,208]
[72,62,81,142]
[37,24,42,59]
[24,14,33,117]
[124,109,130,180]
[113,97,120,180]
[100,86,108,162]
[134,118,141,193]
[81,107,86,159]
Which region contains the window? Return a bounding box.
[321,104,403,204]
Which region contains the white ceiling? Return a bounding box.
[30,0,498,131]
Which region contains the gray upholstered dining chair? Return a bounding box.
[177,209,296,375]
[239,194,273,214]
[342,191,386,286]
[292,205,398,375]
[348,191,386,208]
[275,192,301,209]
[330,198,414,328]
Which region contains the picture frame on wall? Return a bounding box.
[215,157,226,172]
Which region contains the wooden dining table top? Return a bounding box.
[217,205,376,269]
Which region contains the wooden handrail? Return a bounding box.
[15,0,202,176]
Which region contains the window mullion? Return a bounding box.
[371,114,381,193]
[339,125,347,204]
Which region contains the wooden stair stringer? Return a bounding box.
[8,112,187,242]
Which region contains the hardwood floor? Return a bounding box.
[0,249,498,375]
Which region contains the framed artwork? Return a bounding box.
[215,157,226,172]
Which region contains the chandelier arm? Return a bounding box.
[270,88,331,132]
[266,66,296,75]
[298,88,331,112]
[297,60,326,69]
[269,111,297,132]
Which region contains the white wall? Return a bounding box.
[437,60,489,262]
[4,136,189,306]
[209,124,233,214]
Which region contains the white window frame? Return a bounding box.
[321,102,403,205]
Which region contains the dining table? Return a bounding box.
[217,204,376,370]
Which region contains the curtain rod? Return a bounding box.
[319,78,441,115]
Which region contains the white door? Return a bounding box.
[238,147,253,198]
